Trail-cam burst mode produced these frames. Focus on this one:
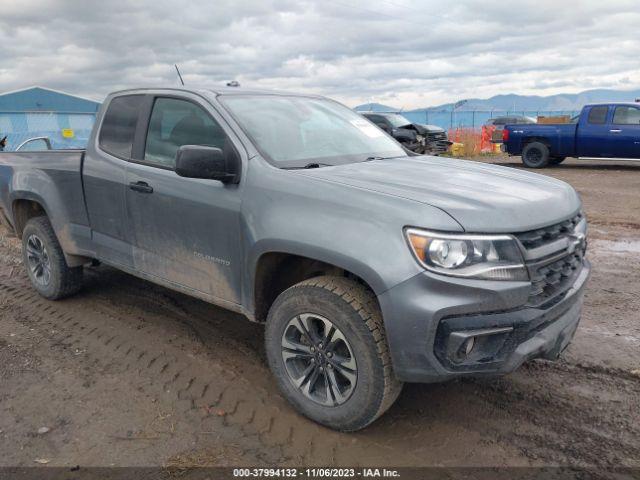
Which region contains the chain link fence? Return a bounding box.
[397,110,580,130]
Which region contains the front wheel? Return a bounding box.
[22,216,83,299]
[265,276,402,431]
[521,141,550,168]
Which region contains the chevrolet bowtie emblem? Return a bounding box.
[567,232,586,254]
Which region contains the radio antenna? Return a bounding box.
[174,64,185,86]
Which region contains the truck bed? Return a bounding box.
[505,123,577,157]
[0,150,90,252]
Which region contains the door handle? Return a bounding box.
[129,181,154,193]
[609,129,622,133]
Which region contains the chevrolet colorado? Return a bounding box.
[0,87,590,431]
[503,102,640,167]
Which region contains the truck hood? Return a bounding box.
[396,124,443,136]
[300,156,581,233]
[414,123,445,133]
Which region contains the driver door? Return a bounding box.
[125,95,243,305]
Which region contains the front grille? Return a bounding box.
[515,213,586,308]
[426,131,450,152]
[426,131,448,141]
[517,213,583,249]
[527,246,585,308]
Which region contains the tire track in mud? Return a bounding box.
[82,268,640,467]
[1,267,639,467]
[0,273,421,466]
[464,361,640,467]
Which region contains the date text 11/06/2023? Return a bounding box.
[233,468,401,478]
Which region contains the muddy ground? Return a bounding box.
[0,157,638,469]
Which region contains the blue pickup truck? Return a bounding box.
[502,102,640,167]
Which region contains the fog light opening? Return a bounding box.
[445,326,514,365]
[464,337,475,355]
[458,336,475,360]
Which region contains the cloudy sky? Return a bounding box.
[1,0,639,109]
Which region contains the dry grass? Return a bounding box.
[447,127,500,158]
[457,129,482,157]
[165,444,249,468]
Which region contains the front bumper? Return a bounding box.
[377,259,590,383]
[413,139,453,155]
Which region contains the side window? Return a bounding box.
[613,106,640,125]
[99,95,144,158]
[144,97,227,168]
[587,106,608,125]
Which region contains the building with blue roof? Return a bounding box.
[0,86,101,151]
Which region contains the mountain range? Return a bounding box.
[355,88,640,113]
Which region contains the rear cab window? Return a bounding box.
[587,106,608,125]
[98,95,145,159]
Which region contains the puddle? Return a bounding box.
[590,239,640,254]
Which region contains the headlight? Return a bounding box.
[405,228,528,281]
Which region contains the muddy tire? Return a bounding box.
[265,276,402,431]
[22,216,83,300]
[522,141,550,168]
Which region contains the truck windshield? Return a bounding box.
[384,114,412,128]
[220,95,407,168]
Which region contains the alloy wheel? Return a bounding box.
[26,234,51,286]
[281,313,357,407]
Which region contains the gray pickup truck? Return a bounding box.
[0,87,590,431]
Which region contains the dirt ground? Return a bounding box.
[0,156,638,469]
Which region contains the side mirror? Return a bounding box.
[175,145,239,183]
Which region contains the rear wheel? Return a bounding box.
[521,141,550,168]
[265,276,402,431]
[22,216,83,300]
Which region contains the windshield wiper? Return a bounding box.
[285,162,334,169]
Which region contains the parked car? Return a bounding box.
[502,103,640,167]
[0,87,589,431]
[359,111,451,155]
[486,116,536,142]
